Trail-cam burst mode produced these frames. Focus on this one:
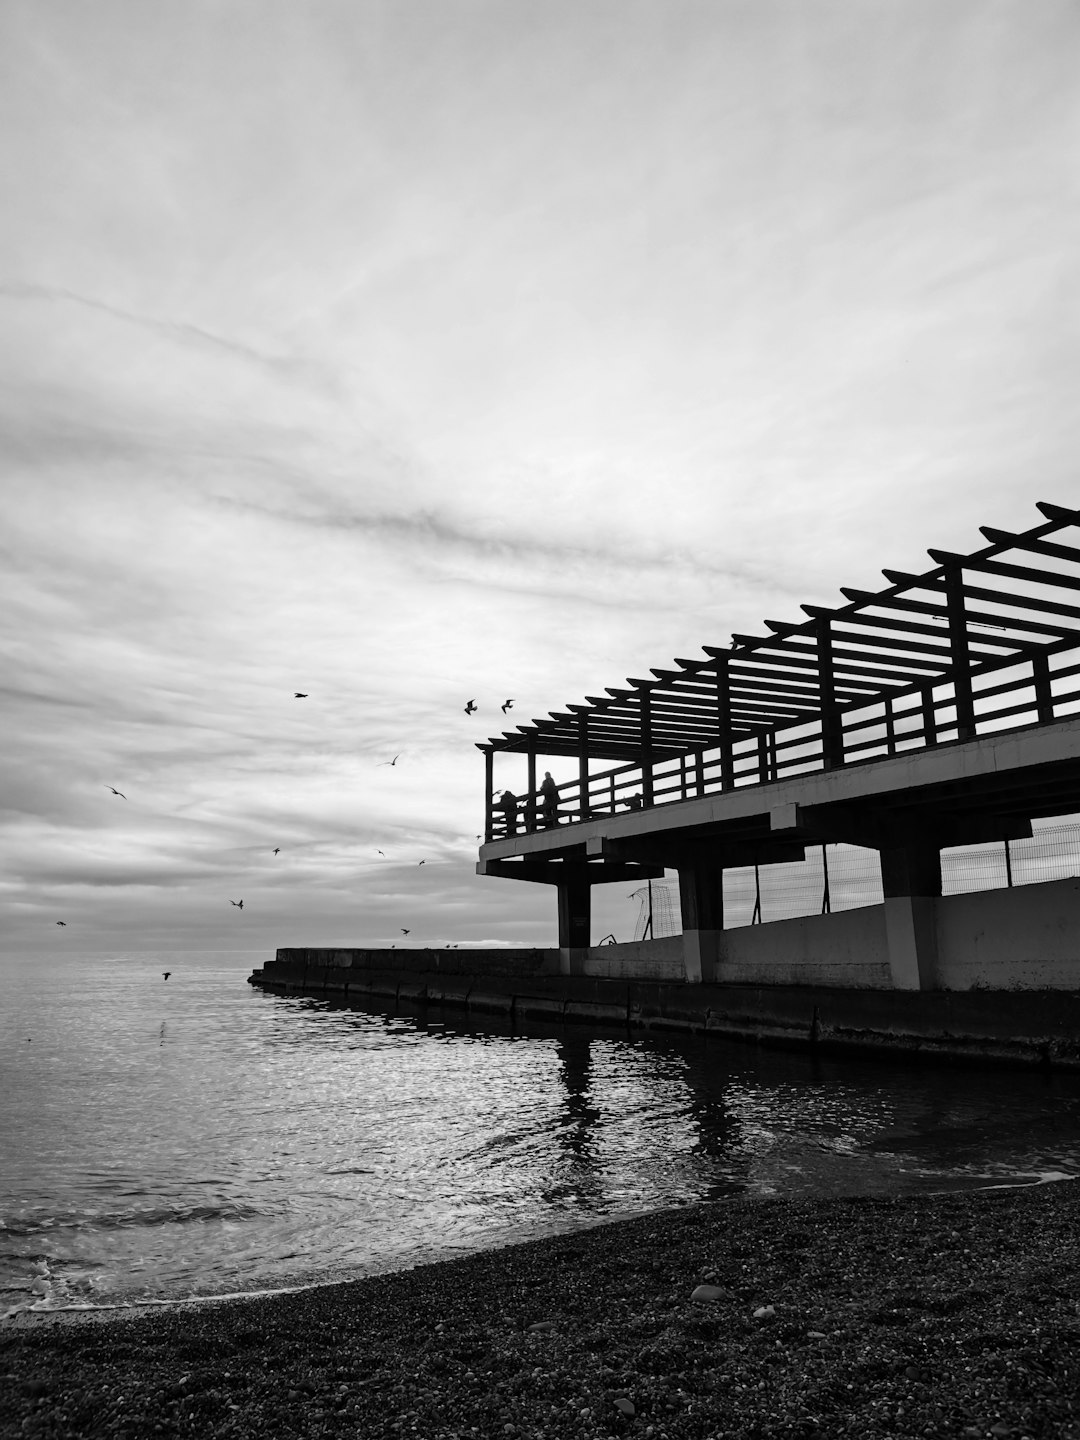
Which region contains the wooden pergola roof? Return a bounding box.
[479,501,1080,761]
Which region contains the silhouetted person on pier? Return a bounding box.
[626,794,643,811]
[540,771,559,826]
[497,789,518,836]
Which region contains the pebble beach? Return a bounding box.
[3,1181,1079,1439]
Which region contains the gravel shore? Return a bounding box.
[2,1182,1079,1439]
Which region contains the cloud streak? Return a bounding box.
[0,282,345,397]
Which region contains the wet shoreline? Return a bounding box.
[3,1180,1079,1437]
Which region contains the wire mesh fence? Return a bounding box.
[628,881,682,940]
[640,822,1080,932]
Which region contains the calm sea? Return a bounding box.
[3,948,1080,1320]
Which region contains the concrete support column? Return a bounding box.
[677,859,724,984]
[879,835,941,990]
[557,877,591,976]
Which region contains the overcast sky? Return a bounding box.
[3,0,1078,953]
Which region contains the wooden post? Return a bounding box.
[716,658,735,791]
[483,748,494,841]
[921,687,937,749]
[821,844,832,914]
[526,744,537,833]
[640,690,654,807]
[885,695,895,756]
[945,562,976,740]
[578,714,589,822]
[1033,651,1054,725]
[757,732,769,783]
[817,617,843,770]
[695,749,705,797]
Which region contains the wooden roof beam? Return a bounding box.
[729,654,883,691]
[838,587,1076,638]
[928,548,1080,595]
[764,618,812,637]
[980,527,1080,568]
[956,582,1080,624]
[802,602,1035,652]
[1036,501,1080,526]
[728,633,809,652]
[755,635,944,679]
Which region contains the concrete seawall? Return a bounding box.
[248,948,1080,1070]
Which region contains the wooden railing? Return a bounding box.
[485,643,1080,842]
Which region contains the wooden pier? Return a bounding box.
[476,501,1080,989]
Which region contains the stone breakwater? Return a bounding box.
[3,1182,1079,1437]
[251,951,1080,1069]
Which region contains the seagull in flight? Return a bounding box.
[294,692,308,698]
[56,921,66,926]
[163,972,170,981]
[378,755,401,767]
[273,848,280,855]
[401,928,410,935]
[417,859,425,866]
[229,899,244,909]
[501,699,514,713]
[464,699,477,714]
[377,850,386,856]
[105,786,127,798]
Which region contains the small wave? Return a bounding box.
[0,1201,269,1236]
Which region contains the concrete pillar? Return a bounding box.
[677,859,724,984]
[557,877,591,976]
[879,835,941,990]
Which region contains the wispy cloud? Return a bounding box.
[0,282,345,397]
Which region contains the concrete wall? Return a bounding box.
[688,876,1080,991]
[581,935,685,980]
[935,877,1080,989]
[714,905,892,989]
[259,875,1080,1011]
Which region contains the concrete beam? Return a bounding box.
[585,834,806,869]
[770,802,802,831]
[477,858,663,885]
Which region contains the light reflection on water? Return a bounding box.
[2,949,1080,1316]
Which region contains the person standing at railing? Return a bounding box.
[497,789,518,836]
[540,771,559,826]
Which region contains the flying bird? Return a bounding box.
[378,755,401,767]
[55,921,66,926]
[294,692,308,698]
[105,786,127,798]
[229,899,244,909]
[163,972,170,981]
[501,699,514,713]
[417,859,425,866]
[401,928,410,935]
[377,850,386,856]
[464,699,477,714]
[273,848,280,855]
